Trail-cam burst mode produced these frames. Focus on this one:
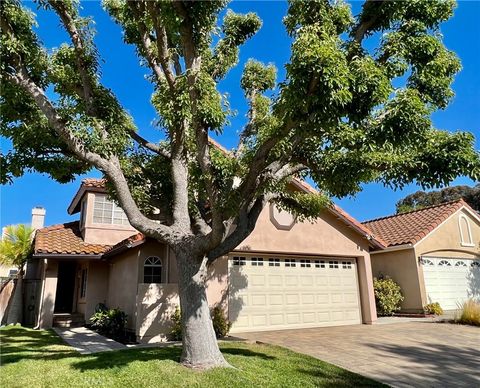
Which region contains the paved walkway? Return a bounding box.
[237,322,480,388]
[53,327,126,354]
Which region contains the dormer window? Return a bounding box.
[459,214,474,247]
[93,194,129,225]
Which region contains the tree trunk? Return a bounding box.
[6,270,23,325]
[175,248,229,369]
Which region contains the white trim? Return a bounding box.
[458,214,474,247]
[370,244,413,254]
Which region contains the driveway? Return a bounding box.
[237,322,480,387]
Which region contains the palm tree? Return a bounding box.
[0,224,34,324]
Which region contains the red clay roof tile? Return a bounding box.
[362,199,468,247]
[34,221,110,255]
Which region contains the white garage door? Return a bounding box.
[228,255,362,333]
[421,257,480,310]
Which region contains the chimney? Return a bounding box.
[31,207,46,230]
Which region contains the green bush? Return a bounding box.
[169,306,182,341]
[424,302,443,315]
[455,299,480,326]
[211,306,232,338]
[89,305,127,341]
[169,305,232,340]
[373,276,404,316]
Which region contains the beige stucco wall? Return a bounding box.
[37,259,58,329]
[106,250,140,330]
[370,249,424,312]
[415,208,480,259]
[82,192,137,245]
[84,261,109,320]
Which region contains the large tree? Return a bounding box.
[396,183,480,213]
[1,0,479,368]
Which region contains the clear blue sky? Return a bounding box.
[1,0,479,228]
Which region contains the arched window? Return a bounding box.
[455,261,467,267]
[471,261,480,269]
[144,256,162,283]
[438,260,451,267]
[420,258,434,266]
[459,215,474,246]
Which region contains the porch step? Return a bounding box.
[53,313,85,328]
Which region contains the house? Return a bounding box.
[364,200,480,312]
[29,178,384,342]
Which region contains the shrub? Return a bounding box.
[168,305,232,340]
[373,276,404,316]
[169,306,182,341]
[211,306,231,338]
[424,302,443,315]
[89,306,127,341]
[455,299,480,326]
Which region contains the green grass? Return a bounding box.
[0,326,385,388]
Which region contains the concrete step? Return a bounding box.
[53,313,85,328]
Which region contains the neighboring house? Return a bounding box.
[364,200,480,312]
[30,178,384,342]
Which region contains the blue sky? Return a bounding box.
[1,1,479,228]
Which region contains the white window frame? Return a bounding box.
[92,194,129,226]
[459,214,475,247]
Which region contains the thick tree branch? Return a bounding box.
[146,1,176,89]
[48,1,93,109]
[127,1,166,83]
[129,129,171,158]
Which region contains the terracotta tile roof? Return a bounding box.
[81,178,106,188]
[103,232,146,257]
[34,222,110,255]
[362,199,468,247]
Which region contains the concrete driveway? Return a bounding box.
[237,322,479,387]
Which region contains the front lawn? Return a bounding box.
[0,326,384,387]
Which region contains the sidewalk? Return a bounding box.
[53,326,126,354]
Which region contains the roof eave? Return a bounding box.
[369,243,414,254]
[102,238,146,259]
[67,185,106,215]
[33,253,103,259]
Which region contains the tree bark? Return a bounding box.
[6,270,23,325]
[175,246,229,369]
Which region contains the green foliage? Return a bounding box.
[169,306,232,340]
[1,0,480,249]
[211,306,232,338]
[89,305,128,341]
[0,224,34,271]
[169,306,182,341]
[454,299,480,326]
[373,276,404,316]
[396,184,480,213]
[424,302,443,316]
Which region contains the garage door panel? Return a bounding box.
[421,257,479,310]
[229,256,361,332]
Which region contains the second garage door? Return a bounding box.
[228,255,362,333]
[421,256,480,310]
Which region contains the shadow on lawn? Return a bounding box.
[0,327,77,366]
[71,344,277,371]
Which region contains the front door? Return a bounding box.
[54,262,77,313]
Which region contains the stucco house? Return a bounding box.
[29,178,385,342]
[364,200,480,312]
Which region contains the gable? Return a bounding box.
[415,208,480,258]
[236,204,371,257]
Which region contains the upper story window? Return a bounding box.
[459,215,474,247]
[144,256,162,283]
[80,199,86,229]
[93,194,129,225]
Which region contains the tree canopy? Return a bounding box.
[1,0,479,368]
[396,183,480,213]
